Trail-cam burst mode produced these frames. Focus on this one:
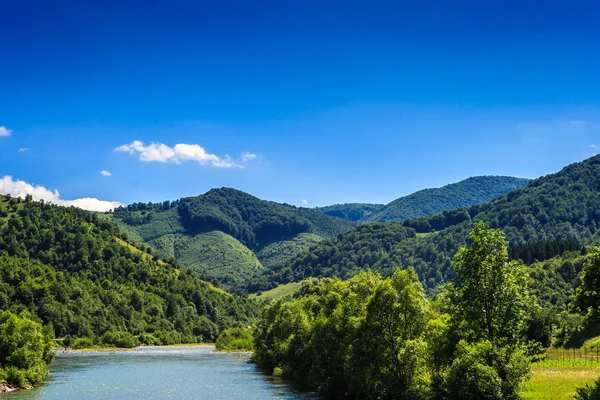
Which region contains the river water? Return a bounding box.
[7,346,317,400]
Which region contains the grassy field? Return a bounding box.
[253,281,303,300]
[522,358,600,400]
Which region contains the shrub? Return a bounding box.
[576,376,600,400]
[215,327,253,351]
[0,311,54,388]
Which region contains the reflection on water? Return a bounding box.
[8,346,316,400]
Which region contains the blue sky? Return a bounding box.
[1,0,599,210]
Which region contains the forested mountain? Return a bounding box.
[354,176,529,223]
[0,195,259,347]
[258,156,600,292]
[316,203,384,221]
[107,188,355,292]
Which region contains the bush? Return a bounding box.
[71,337,96,349]
[576,376,600,400]
[445,340,530,400]
[0,311,54,388]
[100,331,139,348]
[215,327,253,351]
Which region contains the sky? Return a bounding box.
[1,0,599,211]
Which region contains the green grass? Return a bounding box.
[253,281,303,300]
[521,364,600,400]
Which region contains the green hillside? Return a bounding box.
[361,176,529,222]
[147,231,265,290]
[262,156,600,292]
[108,188,355,292]
[0,195,259,347]
[317,203,384,221]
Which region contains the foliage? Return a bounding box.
[574,246,600,316]
[215,327,253,351]
[148,231,266,293]
[253,270,432,399]
[364,176,529,223]
[316,203,384,222]
[280,155,600,295]
[0,310,54,388]
[177,188,355,249]
[0,196,259,347]
[575,377,600,400]
[253,223,538,399]
[257,233,322,271]
[256,222,416,291]
[109,188,354,290]
[451,222,530,346]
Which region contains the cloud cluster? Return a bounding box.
[242,152,257,162]
[115,140,244,168]
[0,126,12,137]
[100,170,112,177]
[0,176,123,212]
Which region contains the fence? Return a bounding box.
[545,346,600,366]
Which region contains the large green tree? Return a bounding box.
[451,221,530,346]
[0,311,54,388]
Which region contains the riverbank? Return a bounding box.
[55,343,216,354]
[0,383,18,394]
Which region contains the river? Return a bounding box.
[7,346,317,399]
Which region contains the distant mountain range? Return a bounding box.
[263,155,600,294]
[318,176,530,223]
[105,176,529,293]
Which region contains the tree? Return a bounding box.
[451,221,530,346]
[448,222,533,399]
[0,310,54,388]
[574,246,600,316]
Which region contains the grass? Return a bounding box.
[521,364,599,400]
[253,281,303,300]
[521,352,600,400]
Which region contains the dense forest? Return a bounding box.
[263,156,600,293]
[0,195,259,350]
[340,176,529,223]
[108,188,355,292]
[317,203,384,222]
[253,223,542,399]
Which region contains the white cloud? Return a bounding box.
[592,144,599,150]
[302,199,308,206]
[115,140,242,168]
[242,152,257,162]
[18,148,30,152]
[571,120,586,126]
[100,170,112,177]
[0,126,12,137]
[0,176,123,212]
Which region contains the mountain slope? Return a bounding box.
[260,156,600,292]
[108,188,355,292]
[361,176,529,223]
[317,203,384,222]
[0,195,259,345]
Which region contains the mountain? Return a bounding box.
[361,176,530,223]
[315,176,529,223]
[107,188,355,292]
[0,195,259,347]
[257,156,600,293]
[317,203,384,222]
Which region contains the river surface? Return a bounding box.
[7,346,317,400]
